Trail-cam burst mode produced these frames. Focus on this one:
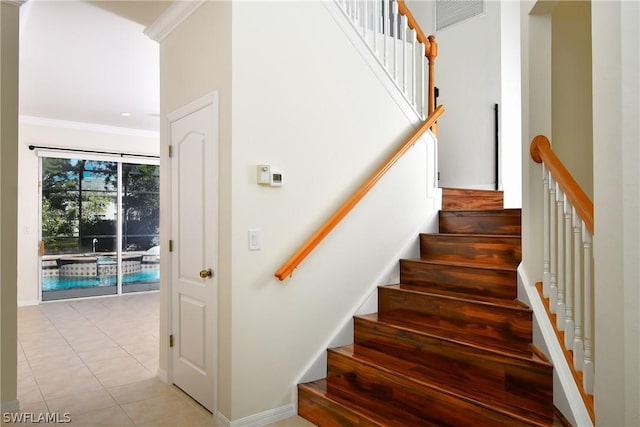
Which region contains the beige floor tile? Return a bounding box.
[46,388,118,417]
[65,405,134,426]
[94,364,155,389]
[77,345,130,364]
[265,416,316,426]
[120,393,194,425]
[23,342,77,362]
[107,378,176,405]
[137,410,218,427]
[27,353,85,378]
[17,375,45,405]
[84,355,142,376]
[37,369,104,401]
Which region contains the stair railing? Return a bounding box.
[275,105,445,281]
[530,135,594,401]
[334,0,438,121]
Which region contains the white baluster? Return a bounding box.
[420,46,426,119]
[549,175,558,312]
[392,1,399,82]
[543,164,550,297]
[362,0,368,38]
[583,226,594,394]
[573,209,584,371]
[410,28,417,108]
[556,183,565,330]
[383,0,389,68]
[564,196,574,346]
[372,0,378,53]
[401,14,408,94]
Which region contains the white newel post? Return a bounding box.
[573,208,584,371]
[555,183,566,330]
[564,196,574,346]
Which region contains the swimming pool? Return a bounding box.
[42,269,160,291]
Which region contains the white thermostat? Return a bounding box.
[257,164,283,187]
[270,169,283,186]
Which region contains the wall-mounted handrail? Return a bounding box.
[530,135,593,233]
[275,105,445,281]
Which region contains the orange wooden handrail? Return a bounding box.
[275,105,445,281]
[396,0,438,116]
[530,135,594,234]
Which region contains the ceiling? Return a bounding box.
[19,0,172,132]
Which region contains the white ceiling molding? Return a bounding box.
[20,115,160,139]
[2,0,27,6]
[144,0,206,42]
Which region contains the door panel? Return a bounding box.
[170,94,218,413]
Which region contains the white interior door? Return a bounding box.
[169,93,218,412]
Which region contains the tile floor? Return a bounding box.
[15,292,314,427]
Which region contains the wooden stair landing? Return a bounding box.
[298,189,568,426]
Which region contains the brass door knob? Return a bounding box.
[199,268,213,279]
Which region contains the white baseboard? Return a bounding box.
[156,368,169,383]
[17,300,39,307]
[215,404,295,427]
[1,400,20,413]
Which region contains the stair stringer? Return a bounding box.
[322,0,425,126]
[518,265,593,427]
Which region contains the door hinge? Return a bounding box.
[168,145,173,158]
[169,334,174,348]
[169,240,173,252]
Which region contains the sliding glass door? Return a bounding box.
[40,156,159,301]
[122,163,160,293]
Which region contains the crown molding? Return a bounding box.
[144,0,206,42]
[20,115,159,139]
[1,0,27,7]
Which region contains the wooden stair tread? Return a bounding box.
[397,283,522,306]
[299,379,438,427]
[381,283,528,310]
[402,257,518,272]
[356,312,549,363]
[330,344,555,425]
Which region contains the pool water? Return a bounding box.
[43,269,160,291]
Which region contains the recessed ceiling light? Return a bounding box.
[120,112,132,117]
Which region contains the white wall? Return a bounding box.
[161,1,440,422]
[17,118,159,306]
[551,1,593,199]
[592,1,640,425]
[407,0,521,207]
[408,0,501,191]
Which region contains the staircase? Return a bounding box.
[298,188,569,426]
